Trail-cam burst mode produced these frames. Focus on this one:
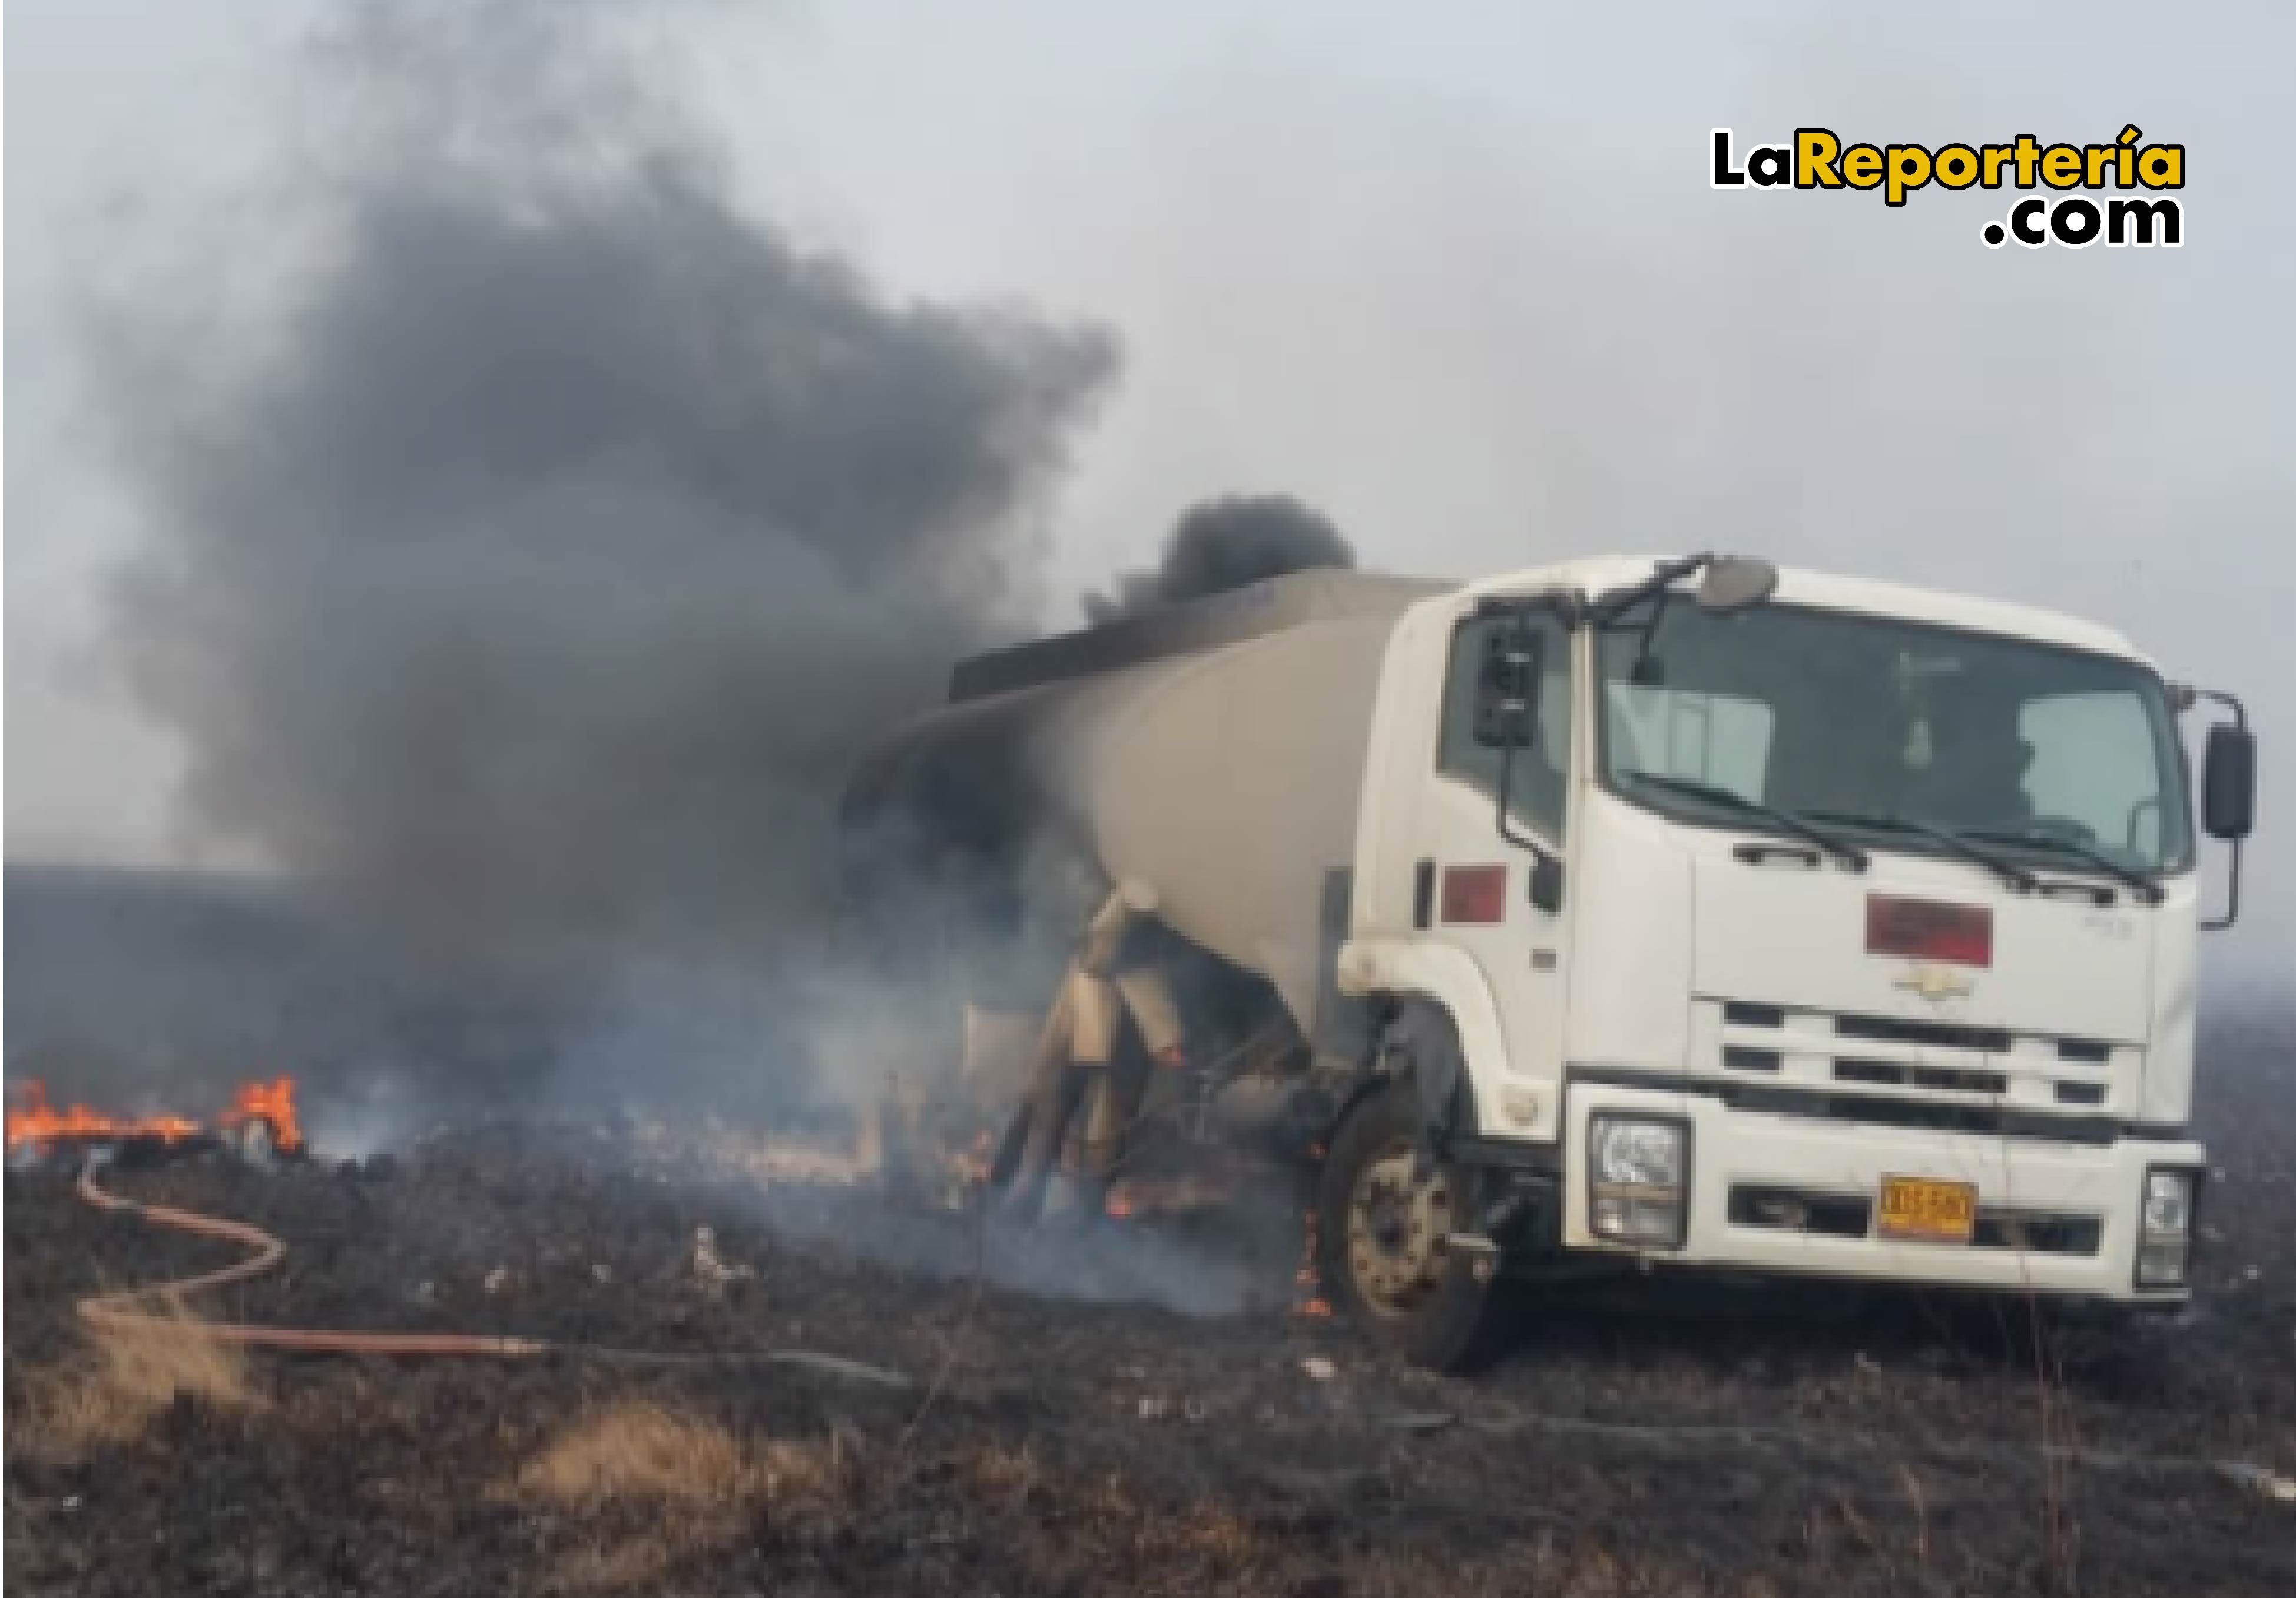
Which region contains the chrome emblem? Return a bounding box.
[1894,964,1975,1003]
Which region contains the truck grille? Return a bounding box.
[1701,999,2136,1133]
[1834,1013,2013,1054]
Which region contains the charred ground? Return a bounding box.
[5,874,2293,1596]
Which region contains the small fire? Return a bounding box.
[1099,1174,1240,1221]
[4,1082,199,1149]
[220,1077,304,1153]
[5,1076,300,1154]
[955,1129,995,1186]
[1290,1207,1333,1318]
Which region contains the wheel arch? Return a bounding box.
[1336,937,1524,1139]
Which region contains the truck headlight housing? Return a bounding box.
[1589,1114,1689,1249]
[2135,1167,2199,1290]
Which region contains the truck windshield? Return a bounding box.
[1595,599,2194,877]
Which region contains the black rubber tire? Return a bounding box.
[1316,1077,1506,1371]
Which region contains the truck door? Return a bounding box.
[1406,600,1576,1136]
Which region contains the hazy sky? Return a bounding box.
[8,1,2290,967]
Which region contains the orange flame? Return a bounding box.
[950,1128,993,1186]
[5,1076,299,1154]
[1290,1207,1330,1315]
[219,1077,303,1153]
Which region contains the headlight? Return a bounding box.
[1594,1119,1685,1188]
[2135,1167,2199,1290]
[1588,1115,1689,1249]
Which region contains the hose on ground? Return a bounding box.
[70,1157,910,1387]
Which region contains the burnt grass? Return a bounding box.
[8,1039,2294,1597]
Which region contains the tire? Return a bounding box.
[1317,1077,1506,1371]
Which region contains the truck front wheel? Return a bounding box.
[1316,1078,1505,1370]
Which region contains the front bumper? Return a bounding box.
[1561,1080,2203,1302]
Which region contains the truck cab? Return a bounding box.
[1324,555,2257,1363]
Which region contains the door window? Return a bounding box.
[1436,611,1573,841]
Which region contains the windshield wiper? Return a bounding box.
[1963,827,2166,906]
[1622,773,1869,870]
[1803,811,2040,895]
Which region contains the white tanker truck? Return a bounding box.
[841,554,2258,1367]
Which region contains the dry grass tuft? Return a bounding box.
[503,1400,841,1590]
[512,1400,839,1511]
[961,1438,1041,1505]
[1175,1501,1258,1564]
[515,1400,754,1510]
[14,1308,266,1458]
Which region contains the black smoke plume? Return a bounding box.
[94,1,1118,1010]
[1084,494,1354,622]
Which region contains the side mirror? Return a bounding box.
[1695,557,1779,614]
[1475,624,1543,747]
[2202,723,2256,841]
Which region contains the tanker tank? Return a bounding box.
[841,570,1453,1031]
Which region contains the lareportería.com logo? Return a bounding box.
[1711,127,2184,248]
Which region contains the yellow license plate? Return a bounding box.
[1877,1176,1977,1243]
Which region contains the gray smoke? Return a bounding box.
[94,2,1118,1004]
[1084,493,1354,622]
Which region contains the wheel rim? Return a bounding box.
[1344,1141,1455,1316]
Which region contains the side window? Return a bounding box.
[1603,684,1776,802]
[1436,611,1573,839]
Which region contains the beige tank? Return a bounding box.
[844,571,1453,1030]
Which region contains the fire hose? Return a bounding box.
[70,1156,912,1387]
[75,1157,548,1357]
